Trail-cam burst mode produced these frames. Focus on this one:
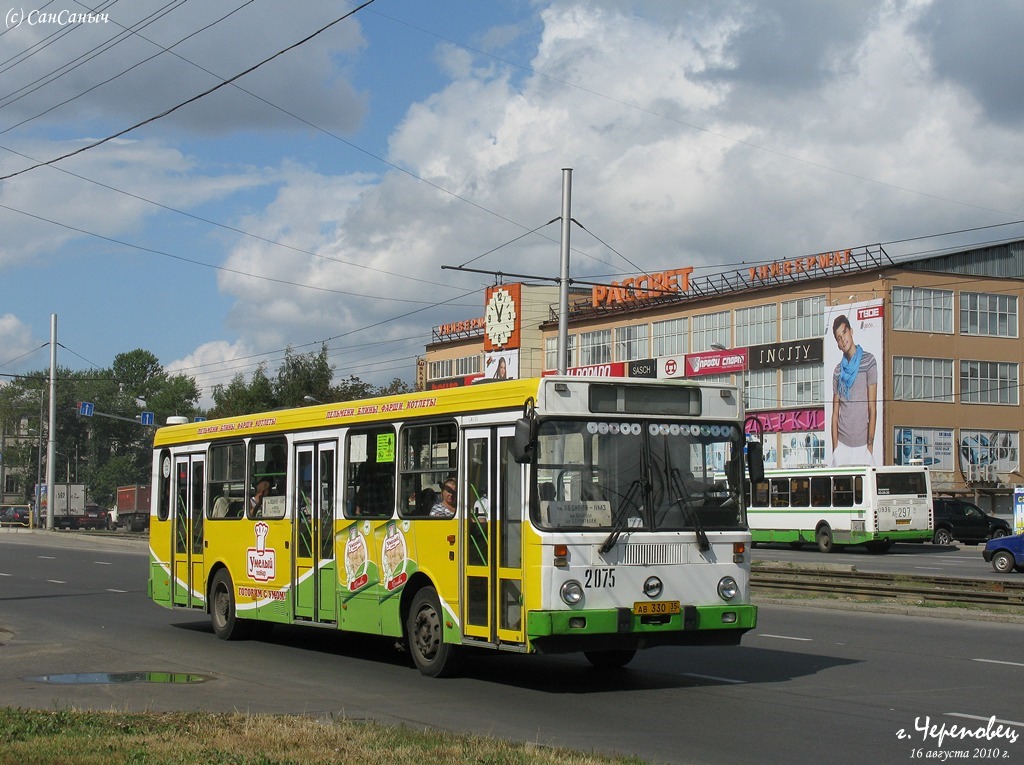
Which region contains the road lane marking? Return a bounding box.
[973,658,1024,668]
[46,579,66,584]
[106,589,128,593]
[946,712,1024,728]
[93,561,113,565]
[755,634,812,641]
[37,556,55,560]
[683,673,745,684]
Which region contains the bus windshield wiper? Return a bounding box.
[599,478,644,554]
[668,466,711,552]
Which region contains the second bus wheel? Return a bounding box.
[816,525,834,554]
[209,569,252,640]
[405,586,459,678]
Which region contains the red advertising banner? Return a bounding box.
[543,362,627,378]
[684,349,747,377]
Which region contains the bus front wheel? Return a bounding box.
[816,525,834,554]
[210,570,250,640]
[406,587,459,678]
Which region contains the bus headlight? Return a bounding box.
[560,580,585,606]
[718,576,739,601]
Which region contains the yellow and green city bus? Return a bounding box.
[148,376,760,676]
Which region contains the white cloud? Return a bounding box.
[6,1,1024,395]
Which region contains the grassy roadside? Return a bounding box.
[0,708,645,765]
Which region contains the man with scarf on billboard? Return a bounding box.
[830,314,877,466]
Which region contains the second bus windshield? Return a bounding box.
[532,419,746,532]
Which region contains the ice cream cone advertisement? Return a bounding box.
[380,520,416,600]
[338,521,377,602]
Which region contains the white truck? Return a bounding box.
[50,483,87,529]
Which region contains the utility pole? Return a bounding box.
[557,168,572,374]
[45,314,56,531]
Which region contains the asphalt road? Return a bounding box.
[1,529,1022,765]
[752,539,1004,578]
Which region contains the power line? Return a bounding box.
[0,0,378,182]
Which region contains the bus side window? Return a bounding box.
[810,476,831,507]
[790,477,810,507]
[747,479,770,507]
[208,441,246,520]
[397,422,457,519]
[770,478,790,507]
[249,437,288,519]
[833,476,854,507]
[346,426,396,519]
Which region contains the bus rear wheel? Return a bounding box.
[210,570,250,640]
[406,587,459,677]
[816,525,834,554]
[584,649,637,669]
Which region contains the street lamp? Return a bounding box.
[303,396,324,405]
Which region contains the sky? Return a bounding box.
[1,0,1023,406]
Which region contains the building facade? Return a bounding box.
[423,240,1024,510]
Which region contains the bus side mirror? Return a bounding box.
[513,417,535,464]
[746,441,765,484]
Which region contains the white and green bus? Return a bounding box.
[745,465,933,553]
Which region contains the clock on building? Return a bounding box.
[485,288,517,347]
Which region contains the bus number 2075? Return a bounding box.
[584,568,616,588]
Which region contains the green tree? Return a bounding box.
[274,345,334,408]
[208,363,275,419]
[0,350,201,508]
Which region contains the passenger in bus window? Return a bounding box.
[830,314,877,467]
[250,480,271,515]
[430,476,457,518]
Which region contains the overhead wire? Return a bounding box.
[0,0,379,182]
[2,2,1022,390]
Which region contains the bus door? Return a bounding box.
[293,441,337,623]
[172,453,206,609]
[461,426,525,647]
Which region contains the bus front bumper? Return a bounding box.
[526,604,757,654]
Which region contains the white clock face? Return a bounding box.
[485,289,517,346]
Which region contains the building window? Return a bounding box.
[893,357,954,402]
[959,429,1019,483]
[428,359,452,380]
[893,426,954,470]
[892,286,953,333]
[652,317,687,357]
[735,304,777,347]
[455,355,481,377]
[780,365,823,407]
[746,369,777,410]
[579,329,612,365]
[961,292,1018,338]
[960,360,1019,405]
[781,296,824,341]
[614,324,648,362]
[545,335,576,371]
[780,434,825,468]
[691,311,730,352]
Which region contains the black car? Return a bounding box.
[931,497,1011,546]
[0,506,30,527]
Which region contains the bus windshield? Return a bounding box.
[531,419,745,533]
